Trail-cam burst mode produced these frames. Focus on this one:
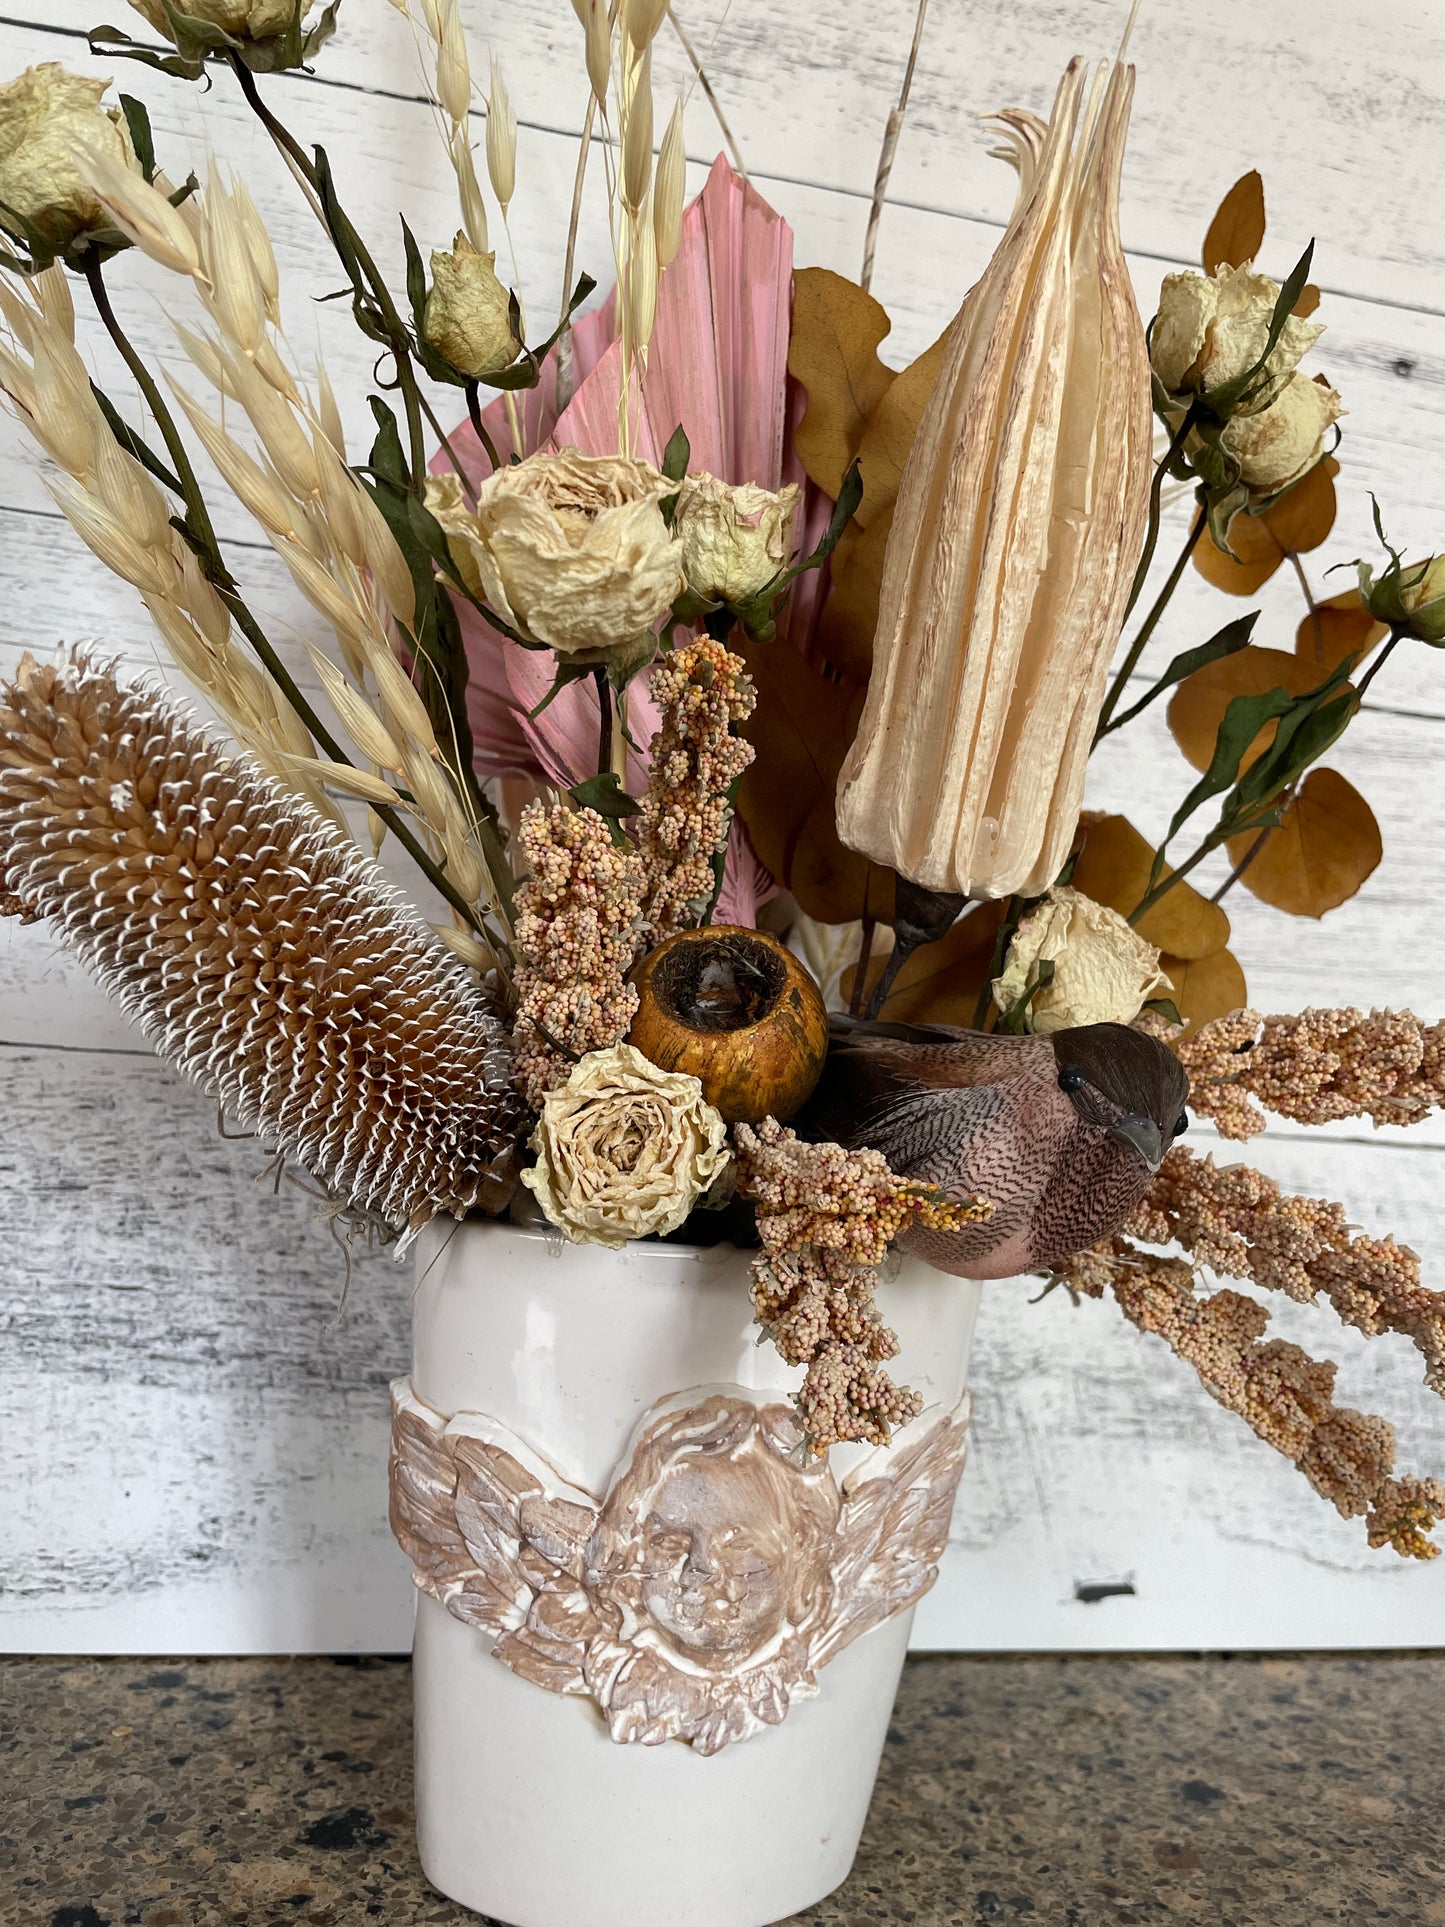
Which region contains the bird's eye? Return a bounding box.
[1174,1111,1189,1136]
[1059,1065,1087,1094]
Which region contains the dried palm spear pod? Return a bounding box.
[835,58,1152,899]
[0,652,519,1235]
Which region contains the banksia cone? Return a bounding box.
[0,652,519,1234]
[835,58,1152,899]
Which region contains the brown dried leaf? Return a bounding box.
[1071,813,1230,960]
[1294,589,1388,673]
[1224,768,1381,918]
[1168,645,1325,775]
[849,332,951,530]
[736,638,891,925]
[1203,171,1266,272]
[1293,283,1321,318]
[1194,506,1287,595]
[788,268,896,499]
[814,512,893,682]
[1263,455,1338,553]
[1194,457,1338,593]
[1160,945,1248,1032]
[844,900,1005,1026]
[788,271,951,678]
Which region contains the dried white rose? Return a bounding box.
[1222,372,1344,497]
[0,65,137,256]
[427,448,684,666]
[1151,261,1323,405]
[674,473,801,604]
[992,886,1170,1034]
[423,232,517,379]
[521,1042,730,1248]
[130,0,299,40]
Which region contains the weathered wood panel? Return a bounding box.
[2,0,1444,1652]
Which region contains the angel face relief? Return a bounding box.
[593,1400,838,1668]
[389,1382,970,1754]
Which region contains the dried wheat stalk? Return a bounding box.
[0,651,520,1234]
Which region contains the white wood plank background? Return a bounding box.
[3,0,1445,1653]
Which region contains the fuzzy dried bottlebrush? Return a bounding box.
[735,1118,991,1453]
[1063,1237,1445,1561]
[0,653,519,1234]
[636,636,757,943]
[1177,1007,1445,1139]
[835,58,1152,898]
[510,798,645,1110]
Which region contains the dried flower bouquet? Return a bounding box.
[1,0,1443,1563]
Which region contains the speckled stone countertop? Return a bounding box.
[2,1652,1441,1926]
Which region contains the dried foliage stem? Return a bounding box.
[859,0,928,293]
[1120,402,1199,627]
[666,4,746,180]
[79,258,491,941]
[226,53,427,482]
[1095,501,1206,738]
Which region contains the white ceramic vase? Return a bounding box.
[391,1219,982,1927]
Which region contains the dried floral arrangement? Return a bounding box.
[1,0,1444,1557]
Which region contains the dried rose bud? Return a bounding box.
[1222,371,1344,498]
[1151,261,1323,410]
[125,0,339,69]
[0,64,138,259]
[993,886,1171,1033]
[1359,550,1445,645]
[673,473,801,605]
[131,0,300,38]
[422,231,519,379]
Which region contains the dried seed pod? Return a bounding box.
[627,927,829,1124]
[835,58,1152,900]
[0,650,519,1232]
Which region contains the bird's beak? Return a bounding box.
[1108,1113,1165,1171]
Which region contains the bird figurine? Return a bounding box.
[799,1014,1190,1280]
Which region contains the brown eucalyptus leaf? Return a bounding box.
[1202,171,1265,272]
[736,638,890,925]
[1193,457,1338,592]
[1295,588,1388,672]
[1194,504,1287,594]
[844,900,1005,1026]
[850,330,951,529]
[1262,455,1338,553]
[1167,646,1324,776]
[788,268,896,499]
[1224,768,1381,918]
[814,511,893,681]
[1160,945,1248,1032]
[1071,813,1230,960]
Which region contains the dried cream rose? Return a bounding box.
[992,886,1170,1034]
[1151,261,1323,405]
[521,1042,729,1248]
[674,473,801,604]
[428,448,684,666]
[1222,372,1344,497]
[0,65,138,256]
[129,0,299,40]
[422,232,518,379]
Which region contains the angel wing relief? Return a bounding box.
[389,1379,971,1754]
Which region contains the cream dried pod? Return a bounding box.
[835,58,1152,900]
